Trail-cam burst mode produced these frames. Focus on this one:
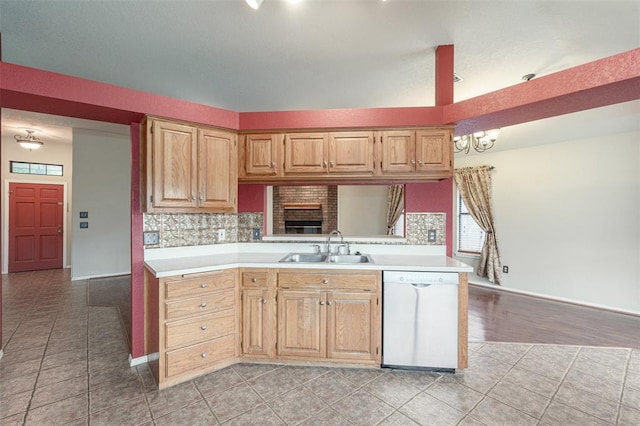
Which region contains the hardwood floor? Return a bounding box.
[469,284,640,349]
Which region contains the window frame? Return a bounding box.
[455,190,485,256]
[10,161,64,176]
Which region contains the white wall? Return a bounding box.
[1,135,73,272]
[71,129,131,279]
[338,185,388,236]
[454,131,640,313]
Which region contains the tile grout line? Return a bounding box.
[615,349,633,425]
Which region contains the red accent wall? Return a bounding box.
[237,184,265,213]
[436,45,454,106]
[130,122,145,358]
[405,179,454,257]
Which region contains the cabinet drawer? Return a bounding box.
[242,271,269,287]
[164,271,235,300]
[278,271,378,291]
[165,289,235,320]
[165,309,235,349]
[165,334,236,378]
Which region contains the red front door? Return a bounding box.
[9,183,64,272]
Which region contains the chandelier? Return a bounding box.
[15,130,44,150]
[453,129,500,154]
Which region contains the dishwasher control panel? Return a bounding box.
[383,271,459,285]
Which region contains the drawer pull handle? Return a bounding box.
[201,283,207,289]
[201,353,207,358]
[322,279,329,284]
[200,303,207,308]
[201,325,208,331]
[251,278,257,283]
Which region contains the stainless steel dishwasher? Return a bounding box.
[382,271,459,371]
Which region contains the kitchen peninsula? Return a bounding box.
[144,242,472,389]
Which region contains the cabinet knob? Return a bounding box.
[327,301,332,306]
[200,302,207,308]
[270,162,275,168]
[191,196,196,201]
[251,277,257,283]
[201,325,208,331]
[329,161,335,167]
[262,298,268,304]
[418,160,423,165]
[199,195,204,201]
[319,301,325,305]
[201,353,207,358]
[410,159,416,165]
[322,279,329,284]
[201,283,207,288]
[322,160,328,168]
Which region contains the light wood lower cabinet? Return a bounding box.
[240,269,276,359]
[145,269,239,389]
[276,269,381,364]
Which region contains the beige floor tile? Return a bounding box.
[206,382,263,423]
[488,380,550,419]
[30,375,88,409]
[399,391,465,426]
[554,382,619,424]
[468,397,537,426]
[365,372,422,408]
[332,389,394,426]
[540,400,611,426]
[305,371,360,404]
[268,385,327,424]
[154,400,217,426]
[222,404,284,425]
[24,394,88,426]
[297,407,350,426]
[425,380,484,413]
[146,381,203,419]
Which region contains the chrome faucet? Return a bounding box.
[326,230,343,256]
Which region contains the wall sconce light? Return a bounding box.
[453,129,500,154]
[15,130,44,150]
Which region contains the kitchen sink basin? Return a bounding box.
[328,254,373,263]
[279,253,373,264]
[279,253,327,263]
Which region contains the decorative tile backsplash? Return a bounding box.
[143,211,444,249]
[405,212,446,245]
[143,212,263,248]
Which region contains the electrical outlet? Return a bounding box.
[143,231,160,245]
[427,229,437,243]
[218,229,226,241]
[503,265,509,273]
[252,228,261,240]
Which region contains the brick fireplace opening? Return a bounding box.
[273,186,338,234]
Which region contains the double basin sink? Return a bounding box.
[279,253,373,264]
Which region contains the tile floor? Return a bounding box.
[1,269,639,425]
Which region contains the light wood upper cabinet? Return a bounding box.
[150,120,198,209]
[381,128,452,177]
[329,132,375,174]
[241,133,282,177]
[283,132,375,176]
[143,117,237,213]
[284,133,328,175]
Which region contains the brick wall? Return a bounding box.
[273,186,338,234]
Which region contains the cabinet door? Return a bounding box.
[415,129,452,174]
[284,133,328,174]
[328,132,375,175]
[242,288,274,357]
[244,134,281,176]
[151,120,198,208]
[277,290,325,358]
[380,130,415,174]
[198,128,237,212]
[326,292,378,361]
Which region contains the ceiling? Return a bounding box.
[1,0,639,153]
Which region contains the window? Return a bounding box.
[10,161,63,176]
[457,192,485,254]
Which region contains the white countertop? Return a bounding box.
[144,243,474,278]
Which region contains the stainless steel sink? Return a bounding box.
[278,253,373,264]
[279,253,327,263]
[328,254,373,264]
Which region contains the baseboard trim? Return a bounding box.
[129,352,158,367]
[469,281,640,317]
[72,271,131,281]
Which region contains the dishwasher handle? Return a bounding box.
[410,283,432,289]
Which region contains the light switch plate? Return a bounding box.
[427,229,437,243]
[144,231,160,245]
